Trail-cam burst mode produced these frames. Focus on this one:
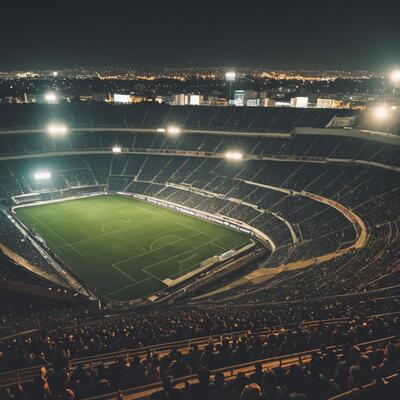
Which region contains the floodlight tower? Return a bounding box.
[373,106,388,120]
[46,123,68,136]
[225,71,236,100]
[391,70,400,103]
[44,92,58,103]
[166,126,181,135]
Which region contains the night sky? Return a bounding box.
[1,0,400,71]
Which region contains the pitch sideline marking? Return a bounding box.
[107,277,153,296]
[24,211,83,257]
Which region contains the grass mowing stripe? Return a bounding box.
[23,210,83,256]
[113,232,203,268]
[15,195,250,300]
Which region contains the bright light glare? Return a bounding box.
[46,124,68,136]
[112,146,122,153]
[52,71,58,77]
[373,106,389,119]
[44,92,58,103]
[225,71,236,81]
[166,126,181,135]
[157,128,166,133]
[225,151,243,161]
[34,171,51,180]
[391,70,400,83]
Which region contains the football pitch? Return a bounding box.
[15,195,250,301]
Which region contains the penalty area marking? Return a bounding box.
[149,235,182,251]
[113,232,203,269]
[178,254,196,272]
[112,264,138,284]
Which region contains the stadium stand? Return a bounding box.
[0,104,400,399]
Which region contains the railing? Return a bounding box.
[0,317,349,388]
[85,335,398,400]
[328,372,400,400]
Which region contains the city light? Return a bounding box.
[225,150,243,161]
[52,71,58,77]
[46,123,68,136]
[112,146,122,153]
[391,70,400,83]
[34,171,51,180]
[157,128,166,133]
[166,126,181,135]
[373,106,389,119]
[225,71,236,81]
[44,92,58,103]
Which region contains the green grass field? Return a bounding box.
[15,195,249,301]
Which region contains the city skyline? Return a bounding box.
[1,0,399,72]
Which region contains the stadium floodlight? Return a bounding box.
[166,126,181,135]
[373,106,389,119]
[225,71,236,100]
[157,128,166,133]
[44,92,58,103]
[225,150,243,161]
[391,70,400,83]
[225,71,236,81]
[390,70,400,103]
[34,171,51,180]
[46,123,68,136]
[112,146,122,153]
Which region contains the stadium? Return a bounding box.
[1,103,400,399]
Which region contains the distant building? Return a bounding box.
[246,99,260,107]
[234,90,245,106]
[113,94,131,103]
[316,98,349,109]
[188,94,204,106]
[261,98,276,107]
[79,95,93,102]
[208,96,229,106]
[170,93,204,106]
[92,93,106,102]
[275,101,291,107]
[290,97,309,108]
[154,96,165,104]
[131,95,147,103]
[24,93,39,103]
[171,94,186,105]
[233,90,261,106]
